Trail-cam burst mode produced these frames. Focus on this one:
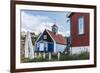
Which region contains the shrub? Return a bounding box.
[60,52,89,61]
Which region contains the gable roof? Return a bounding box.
[46,29,67,45]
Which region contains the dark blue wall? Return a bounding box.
[48,42,54,52]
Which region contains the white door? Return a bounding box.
[39,43,44,51]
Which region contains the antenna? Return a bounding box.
[54,19,56,25]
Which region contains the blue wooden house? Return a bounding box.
[35,24,67,53]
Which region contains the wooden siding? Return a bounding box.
[70,13,90,47]
[35,30,54,52]
[55,43,66,53]
[37,30,53,42]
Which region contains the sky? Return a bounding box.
[21,10,70,37]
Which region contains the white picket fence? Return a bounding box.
[34,52,61,60]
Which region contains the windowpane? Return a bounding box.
[39,43,44,51]
[78,16,84,34]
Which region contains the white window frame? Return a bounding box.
[39,43,44,51]
[78,16,85,35]
[43,35,47,39]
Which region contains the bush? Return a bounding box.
[77,52,89,60]
[60,52,89,61]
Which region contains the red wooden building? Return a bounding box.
[68,12,90,54]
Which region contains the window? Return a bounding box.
[39,43,44,51]
[78,16,85,35]
[44,35,47,39]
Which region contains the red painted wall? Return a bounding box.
[70,13,90,47]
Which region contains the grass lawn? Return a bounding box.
[21,52,89,63]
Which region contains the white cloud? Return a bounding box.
[21,11,70,36]
[21,11,53,35]
[58,31,70,37]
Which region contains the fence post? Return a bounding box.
[34,52,37,58]
[58,52,60,60]
[43,52,46,59]
[39,52,41,57]
[49,52,51,60]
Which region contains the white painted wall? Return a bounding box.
[55,43,66,53]
[70,46,89,54]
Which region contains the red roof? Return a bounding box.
[47,30,67,45]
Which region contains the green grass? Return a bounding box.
[60,52,89,61]
[21,52,89,63]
